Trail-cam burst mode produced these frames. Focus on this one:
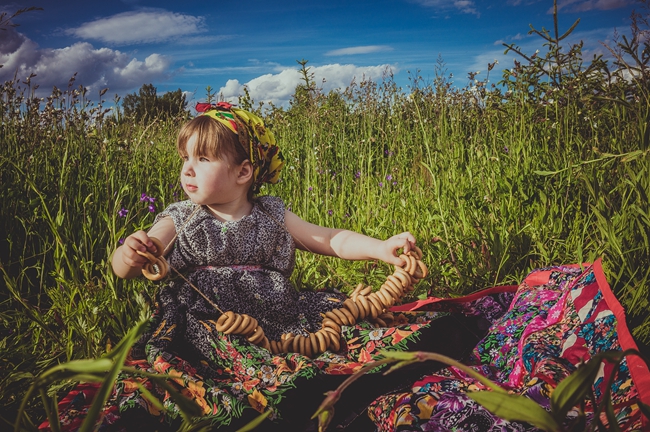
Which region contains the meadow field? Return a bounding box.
[1,11,649,429]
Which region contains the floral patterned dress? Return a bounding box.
[43,196,486,431]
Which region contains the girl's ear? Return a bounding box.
[236,160,253,185]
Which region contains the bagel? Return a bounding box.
[325,310,343,325]
[343,299,359,320]
[339,306,357,325]
[309,333,319,356]
[292,335,303,353]
[332,307,351,326]
[149,237,165,257]
[367,294,384,315]
[282,335,294,353]
[248,328,265,344]
[356,295,371,319]
[373,317,387,327]
[224,313,243,335]
[327,332,341,352]
[322,319,341,334]
[417,259,428,278]
[359,286,372,296]
[315,330,328,353]
[215,311,235,332]
[398,254,411,273]
[241,317,258,337]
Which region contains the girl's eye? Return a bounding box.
[199,157,210,162]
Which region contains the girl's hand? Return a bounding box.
[380,232,417,267]
[117,230,159,269]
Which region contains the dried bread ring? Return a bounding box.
[398,254,412,273]
[216,311,235,332]
[374,317,387,327]
[382,281,402,298]
[408,254,417,276]
[327,332,341,352]
[325,310,343,325]
[352,283,364,296]
[315,331,328,353]
[392,271,410,288]
[332,308,351,326]
[309,333,319,356]
[292,335,303,353]
[141,256,168,281]
[224,313,243,335]
[343,299,359,320]
[149,237,165,257]
[282,335,294,353]
[417,259,428,278]
[261,337,271,351]
[242,317,258,337]
[248,328,265,344]
[322,318,341,333]
[338,307,356,325]
[367,294,384,315]
[376,288,395,307]
[356,295,371,319]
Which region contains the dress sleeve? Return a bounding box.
[256,195,286,224]
[153,200,198,231]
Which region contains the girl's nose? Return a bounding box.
[182,161,195,176]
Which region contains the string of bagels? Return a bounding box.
[133,102,429,358]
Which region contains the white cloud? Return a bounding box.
[0,28,172,94]
[216,63,396,107]
[555,0,631,13]
[325,45,393,56]
[66,10,206,45]
[409,0,480,16]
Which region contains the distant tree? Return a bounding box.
[122,83,189,121]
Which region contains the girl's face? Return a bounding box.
[180,133,245,207]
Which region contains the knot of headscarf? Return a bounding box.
[195,102,284,193]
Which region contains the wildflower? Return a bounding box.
[355,171,361,179]
[118,207,128,218]
[379,182,384,187]
[308,186,313,191]
[140,193,148,202]
[148,204,156,213]
[118,238,125,244]
[392,181,397,186]
[327,210,333,216]
[386,174,392,181]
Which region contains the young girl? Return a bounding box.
[50,103,487,432]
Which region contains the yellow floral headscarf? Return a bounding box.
[195,102,284,193]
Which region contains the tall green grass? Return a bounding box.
[1,5,649,427]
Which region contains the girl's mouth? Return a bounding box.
[184,184,198,192]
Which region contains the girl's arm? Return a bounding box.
[285,210,415,266]
[111,217,176,279]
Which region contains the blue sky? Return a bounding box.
[0,0,641,108]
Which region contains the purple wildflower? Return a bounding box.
[392,181,398,186]
[386,174,393,181]
[118,207,128,218]
[118,238,125,244]
[308,186,313,191]
[148,204,156,213]
[327,210,333,216]
[140,193,147,202]
[379,182,384,187]
[355,171,361,179]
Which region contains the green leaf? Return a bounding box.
[468,391,561,432]
[235,410,271,432]
[550,358,602,422]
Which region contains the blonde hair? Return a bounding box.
[177,115,249,164]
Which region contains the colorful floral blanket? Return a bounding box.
[370,259,650,431]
